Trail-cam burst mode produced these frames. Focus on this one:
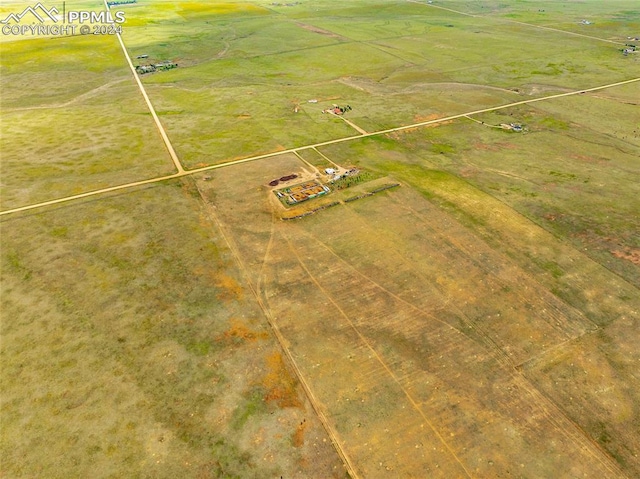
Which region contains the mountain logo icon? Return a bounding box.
[1,3,59,24]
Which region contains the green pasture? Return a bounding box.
[120,0,637,169]
[316,83,640,290]
[0,79,175,209]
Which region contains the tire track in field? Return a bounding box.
[298,194,627,477]
[383,194,599,344]
[379,199,629,476]
[281,229,475,479]
[2,78,128,112]
[287,201,627,478]
[192,181,360,479]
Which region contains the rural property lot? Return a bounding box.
[1,0,639,478]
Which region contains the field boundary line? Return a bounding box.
[103,0,184,174]
[2,78,129,112]
[283,231,474,479]
[2,77,638,217]
[292,150,319,173]
[311,147,341,168]
[407,0,627,46]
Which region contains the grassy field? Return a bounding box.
[0,33,176,210]
[1,180,344,478]
[120,0,637,167]
[1,0,639,477]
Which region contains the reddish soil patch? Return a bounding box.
[214,273,244,301]
[473,142,494,151]
[413,113,440,122]
[220,319,270,342]
[611,247,640,266]
[459,166,479,178]
[262,352,302,408]
[473,141,518,152]
[292,419,308,447]
[496,142,518,150]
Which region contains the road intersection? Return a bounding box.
[1,76,638,217]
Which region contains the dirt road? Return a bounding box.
[2,76,638,217]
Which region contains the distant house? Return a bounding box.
[154,62,178,70]
[325,168,336,175]
[135,65,155,74]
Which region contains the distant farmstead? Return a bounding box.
[135,61,178,75]
[275,180,329,205]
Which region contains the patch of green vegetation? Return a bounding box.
[1,181,342,477]
[231,386,268,431]
[541,117,570,130]
[185,340,212,356]
[539,259,566,279]
[330,170,377,190]
[549,171,579,181]
[2,250,32,281]
[430,142,456,154]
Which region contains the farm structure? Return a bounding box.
[323,104,352,115]
[135,61,178,75]
[275,180,330,205]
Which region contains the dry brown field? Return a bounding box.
[194,147,639,478]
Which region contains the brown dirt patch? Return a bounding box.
[262,352,302,409]
[220,319,269,342]
[473,141,518,151]
[292,419,308,447]
[459,166,479,178]
[295,22,346,39]
[473,142,494,151]
[215,273,244,300]
[192,268,244,300]
[413,113,440,122]
[611,247,640,265]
